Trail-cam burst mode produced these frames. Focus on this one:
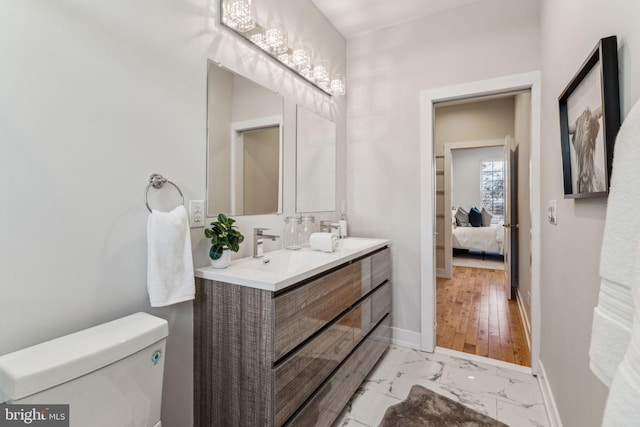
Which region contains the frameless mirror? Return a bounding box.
[207,61,283,217]
[296,105,336,212]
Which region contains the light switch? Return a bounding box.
[189,200,205,228]
[548,200,557,225]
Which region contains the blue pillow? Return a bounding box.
[469,207,483,227]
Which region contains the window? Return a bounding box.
[481,160,504,223]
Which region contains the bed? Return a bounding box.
[452,224,504,254]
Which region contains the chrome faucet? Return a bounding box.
[253,228,279,258]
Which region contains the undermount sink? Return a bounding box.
[335,237,377,252]
[194,237,390,291]
[235,250,327,275]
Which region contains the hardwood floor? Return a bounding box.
[436,266,531,367]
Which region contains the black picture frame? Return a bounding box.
[558,36,621,199]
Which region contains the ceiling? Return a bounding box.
[311,0,483,39]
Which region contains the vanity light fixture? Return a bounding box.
[222,0,256,32]
[219,0,346,97]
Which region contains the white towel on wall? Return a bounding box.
[589,100,640,386]
[590,99,640,426]
[601,254,640,426]
[147,205,195,307]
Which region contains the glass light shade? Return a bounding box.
[330,75,346,96]
[222,0,256,33]
[291,44,312,71]
[312,62,329,83]
[277,52,292,66]
[300,67,313,81]
[265,25,288,54]
[248,28,269,50]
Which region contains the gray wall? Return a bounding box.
[539,0,640,425]
[434,98,516,156]
[0,1,345,426]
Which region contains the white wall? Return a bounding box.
[451,147,504,211]
[539,0,640,425]
[0,1,345,426]
[346,0,540,333]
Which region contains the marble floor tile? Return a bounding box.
[333,344,549,427]
[497,399,549,427]
[336,387,402,427]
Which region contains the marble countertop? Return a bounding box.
[194,237,390,292]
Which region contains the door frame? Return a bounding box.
[419,71,541,373]
[442,139,507,280]
[229,115,284,215]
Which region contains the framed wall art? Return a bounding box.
[558,35,621,198]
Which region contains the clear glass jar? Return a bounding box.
[283,216,302,250]
[300,216,316,247]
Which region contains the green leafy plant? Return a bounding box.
[204,213,245,260]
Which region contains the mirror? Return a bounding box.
[207,61,283,217]
[296,105,336,212]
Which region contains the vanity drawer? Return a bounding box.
[274,262,362,360]
[286,315,391,427]
[371,247,391,288]
[359,256,372,296]
[355,282,392,341]
[274,307,360,426]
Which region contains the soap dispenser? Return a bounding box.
[339,200,348,238]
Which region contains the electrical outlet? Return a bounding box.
[548,200,557,225]
[189,200,205,228]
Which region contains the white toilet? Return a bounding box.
[0,312,168,427]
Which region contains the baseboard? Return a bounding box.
[537,359,563,427]
[436,267,445,278]
[391,327,422,350]
[515,289,532,352]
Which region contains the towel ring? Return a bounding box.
[144,173,185,213]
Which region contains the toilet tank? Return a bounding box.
[0,312,168,427]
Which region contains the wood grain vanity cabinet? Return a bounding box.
[194,246,392,427]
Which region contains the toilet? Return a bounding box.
[0,312,168,427]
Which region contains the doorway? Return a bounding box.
[419,72,541,373]
[436,130,529,366]
[450,143,507,274]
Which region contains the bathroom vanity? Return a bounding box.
[193,238,391,427]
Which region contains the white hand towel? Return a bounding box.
[590,99,640,388]
[147,205,195,307]
[309,232,338,253]
[601,269,640,426]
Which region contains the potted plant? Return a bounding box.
[204,213,245,268]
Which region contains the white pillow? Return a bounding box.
[455,207,469,227]
[481,208,493,227]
